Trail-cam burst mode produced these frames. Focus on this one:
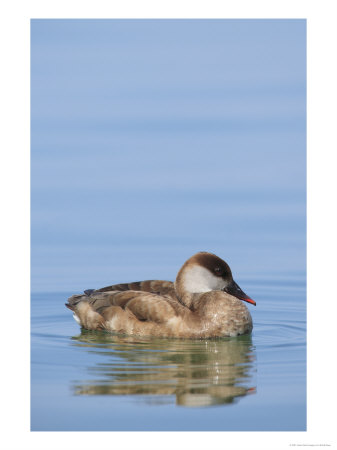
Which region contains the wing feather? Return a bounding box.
[95,280,175,297]
[68,289,185,324]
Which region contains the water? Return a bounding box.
[31,274,306,431]
[30,19,306,431]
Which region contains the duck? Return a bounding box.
[66,251,256,338]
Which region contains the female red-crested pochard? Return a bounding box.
[66,252,256,338]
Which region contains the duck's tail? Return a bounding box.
[65,292,88,311]
[65,292,106,330]
[65,288,96,310]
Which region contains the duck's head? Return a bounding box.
[175,252,256,307]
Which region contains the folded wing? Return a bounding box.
[66,287,185,329]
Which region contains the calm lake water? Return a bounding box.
[31,272,306,431]
[31,19,306,432]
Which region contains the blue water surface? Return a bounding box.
[31,19,306,431]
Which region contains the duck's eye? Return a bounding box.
[214,267,222,276]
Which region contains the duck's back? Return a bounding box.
[95,279,175,296]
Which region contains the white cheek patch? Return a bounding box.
[183,265,227,293]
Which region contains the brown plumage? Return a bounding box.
[66,252,256,338]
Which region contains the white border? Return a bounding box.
[1,1,336,449]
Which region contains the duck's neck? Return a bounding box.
[174,282,194,308]
[175,266,211,308]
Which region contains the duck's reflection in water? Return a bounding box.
[70,330,256,408]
